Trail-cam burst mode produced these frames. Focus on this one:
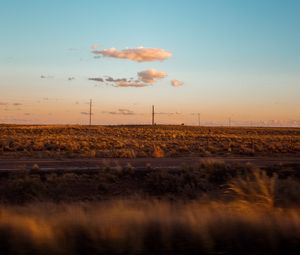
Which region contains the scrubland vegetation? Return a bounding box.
[0,166,300,254]
[0,125,299,158]
[1,125,300,254]
[0,161,299,205]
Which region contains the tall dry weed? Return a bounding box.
[228,169,277,208]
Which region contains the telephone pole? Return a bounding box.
[89,99,92,126]
[152,105,155,125]
[198,113,201,126]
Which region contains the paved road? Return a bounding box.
[0,156,299,171]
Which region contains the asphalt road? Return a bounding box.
[0,156,299,171]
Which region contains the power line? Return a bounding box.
[152,105,155,125]
[89,99,92,126]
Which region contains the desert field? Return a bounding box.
[0,125,299,158]
[0,125,300,254]
[2,1,300,253]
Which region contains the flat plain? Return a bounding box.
[1,124,299,158]
[0,125,300,254]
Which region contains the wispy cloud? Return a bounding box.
[92,47,172,62]
[115,81,147,88]
[68,77,75,81]
[40,75,54,79]
[105,77,127,83]
[0,102,8,106]
[89,76,148,88]
[80,112,93,115]
[89,69,167,88]
[157,111,182,115]
[42,98,62,101]
[12,103,22,106]
[102,109,136,115]
[171,80,184,87]
[88,77,104,82]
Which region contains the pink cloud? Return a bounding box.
[138,69,167,84]
[88,69,167,88]
[116,80,148,88]
[171,80,184,87]
[92,47,172,62]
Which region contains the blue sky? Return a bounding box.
[0,0,299,126]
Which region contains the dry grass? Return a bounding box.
[228,169,277,208]
[0,125,299,158]
[152,145,165,158]
[0,163,299,205]
[0,164,299,254]
[0,200,299,255]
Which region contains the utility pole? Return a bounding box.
[89,99,92,126]
[228,117,231,127]
[152,105,155,125]
[198,113,201,126]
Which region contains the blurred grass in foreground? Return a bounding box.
[0,201,299,254]
[0,169,299,254]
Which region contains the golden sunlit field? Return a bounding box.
[0,125,299,254]
[0,125,299,158]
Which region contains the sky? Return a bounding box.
[0,0,299,126]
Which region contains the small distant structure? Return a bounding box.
[198,113,201,126]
